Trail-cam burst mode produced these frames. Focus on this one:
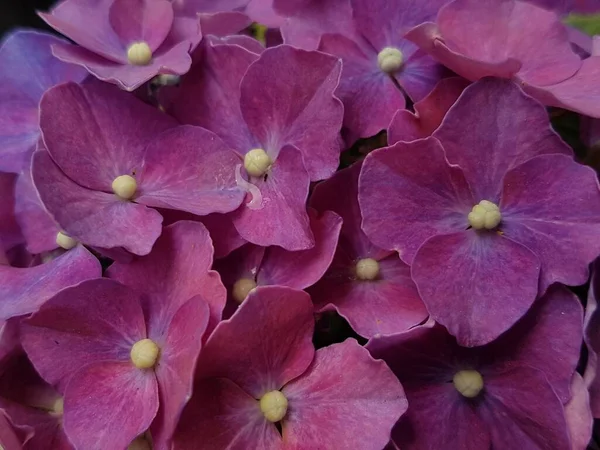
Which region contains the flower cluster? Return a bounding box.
[1,0,600,449]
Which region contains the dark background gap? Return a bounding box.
[0,0,55,38]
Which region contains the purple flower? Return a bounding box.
[308,161,428,338]
[173,286,407,450]
[406,0,600,118]
[40,0,201,91]
[316,0,449,141]
[368,286,583,449]
[33,81,245,256]
[215,208,342,315]
[0,245,100,321]
[168,42,343,250]
[0,30,87,174]
[359,78,600,346]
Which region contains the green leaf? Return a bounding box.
[564,13,600,36]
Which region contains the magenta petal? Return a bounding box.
[230,146,314,251]
[319,33,405,142]
[63,361,158,450]
[33,151,163,256]
[391,383,489,450]
[0,245,100,320]
[200,213,246,258]
[565,374,593,450]
[585,262,600,417]
[151,297,210,450]
[412,232,540,346]
[107,220,226,335]
[479,366,570,449]
[169,40,259,154]
[174,377,281,450]
[433,78,572,200]
[240,45,343,180]
[283,339,407,450]
[501,154,600,291]
[359,138,473,264]
[21,279,146,391]
[0,174,23,254]
[197,286,314,397]
[135,126,245,215]
[199,11,253,37]
[108,0,173,51]
[40,82,176,191]
[14,170,59,255]
[388,77,469,144]
[257,209,342,289]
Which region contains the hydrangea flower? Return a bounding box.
[407,0,600,118]
[215,209,341,314]
[0,30,87,174]
[360,78,600,346]
[368,286,583,449]
[173,286,407,450]
[40,0,201,91]
[0,352,71,450]
[21,277,210,450]
[169,41,343,250]
[316,0,449,141]
[0,245,100,321]
[33,81,245,256]
[308,162,428,338]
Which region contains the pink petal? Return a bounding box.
[359,138,473,264]
[32,151,163,256]
[501,154,600,292]
[199,11,253,36]
[107,220,226,335]
[585,261,600,417]
[197,286,314,398]
[433,78,572,200]
[63,361,158,450]
[135,126,245,216]
[173,377,281,450]
[282,339,407,450]
[40,81,176,191]
[388,77,469,144]
[257,209,342,289]
[0,409,29,450]
[21,279,146,391]
[240,45,343,180]
[151,297,210,450]
[108,0,173,51]
[230,145,314,251]
[412,231,540,346]
[0,245,100,320]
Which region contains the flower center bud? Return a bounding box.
[259,390,288,422]
[244,149,272,178]
[130,339,160,369]
[127,435,152,450]
[377,47,404,74]
[127,42,153,66]
[52,398,64,415]
[467,200,501,230]
[56,231,77,250]
[453,370,484,398]
[112,175,137,200]
[232,278,257,304]
[355,258,380,281]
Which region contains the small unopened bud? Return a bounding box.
[130,339,160,369]
[244,149,272,178]
[259,390,288,422]
[355,258,380,281]
[52,398,64,415]
[112,175,137,200]
[232,278,257,304]
[377,47,404,74]
[127,42,153,66]
[453,370,484,398]
[468,200,501,230]
[56,231,77,250]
